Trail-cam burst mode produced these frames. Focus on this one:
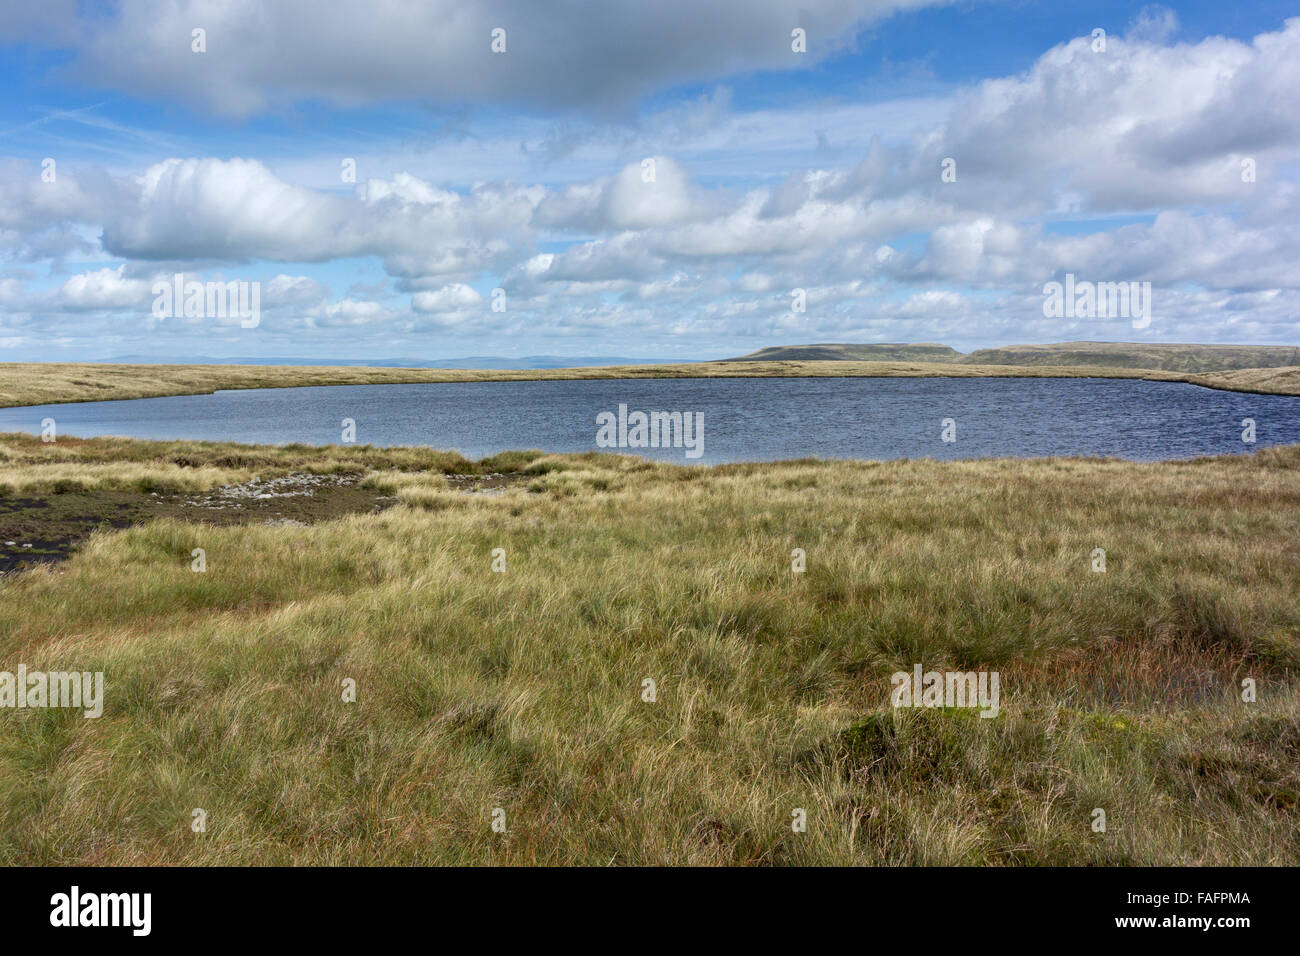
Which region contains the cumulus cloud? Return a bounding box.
[9,0,949,118]
[55,266,153,310]
[309,299,395,327]
[936,19,1300,213]
[3,15,1300,356]
[601,157,707,229]
[89,159,542,279]
[104,158,351,261]
[262,274,328,307]
[412,284,483,312]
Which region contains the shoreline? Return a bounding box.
[3,359,1300,410]
[1,432,1296,574]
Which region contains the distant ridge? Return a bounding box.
[100,355,693,370]
[960,342,1300,373]
[724,343,963,363]
[726,341,1300,373]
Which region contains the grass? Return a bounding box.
[0,432,496,495]
[732,341,1300,374]
[3,356,1300,412]
[962,341,1300,373]
[0,433,1297,864]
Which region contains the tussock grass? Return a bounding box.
[0,433,516,494]
[0,462,257,496]
[0,438,1297,864]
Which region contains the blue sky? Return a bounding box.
[0,0,1297,362]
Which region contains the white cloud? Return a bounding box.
[263,274,328,306]
[92,159,542,279]
[309,299,395,327]
[412,284,483,313]
[13,1,950,118]
[55,266,152,310]
[4,17,1300,355]
[602,157,703,229]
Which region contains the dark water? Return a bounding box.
[1,377,1296,464]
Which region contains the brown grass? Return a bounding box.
[0,435,1296,864]
[2,358,1299,411]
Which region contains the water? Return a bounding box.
[1,376,1296,464]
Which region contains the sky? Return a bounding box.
[0,0,1297,362]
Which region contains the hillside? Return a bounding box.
[961,342,1300,372]
[726,341,1300,373]
[724,343,963,363]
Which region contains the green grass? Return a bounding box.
[0,434,1296,864]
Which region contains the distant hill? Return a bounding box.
[959,342,1300,373]
[101,354,692,370]
[724,343,964,363]
[726,341,1300,373]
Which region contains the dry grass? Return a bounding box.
[0,435,1296,864]
[0,433,515,495]
[962,342,1300,373]
[735,341,1300,375]
[3,358,1298,411]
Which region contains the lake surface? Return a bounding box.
[1,377,1297,464]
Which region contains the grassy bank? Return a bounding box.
[3,358,1300,411]
[0,433,1297,864]
[732,341,1300,374]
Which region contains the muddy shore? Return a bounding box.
[0,471,523,574]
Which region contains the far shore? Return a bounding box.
[3,359,1300,410]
